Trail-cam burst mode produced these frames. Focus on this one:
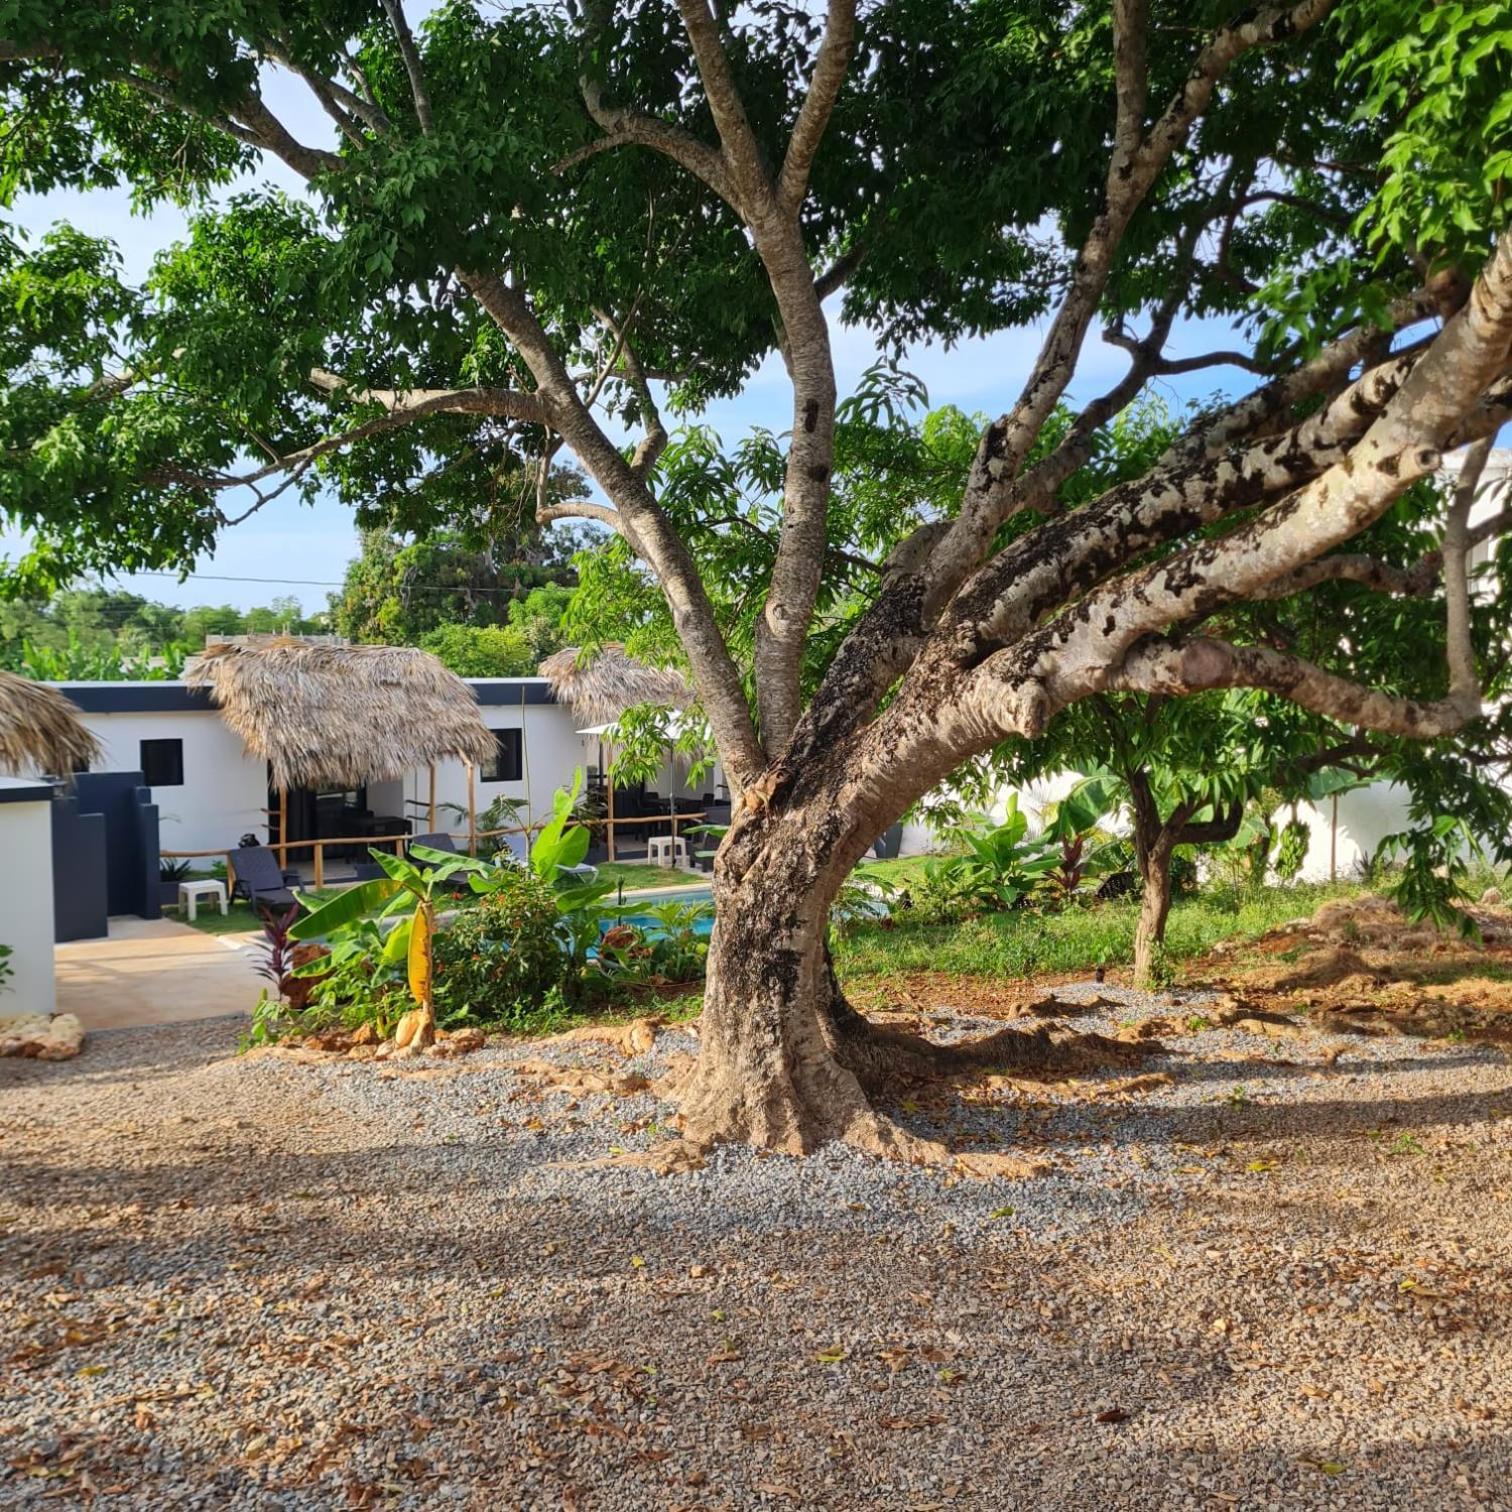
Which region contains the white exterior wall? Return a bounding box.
[50,678,729,862]
[399,697,586,835]
[1279,781,1417,884]
[77,707,267,854]
[899,771,1090,857]
[0,782,57,1014]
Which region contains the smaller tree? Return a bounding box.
[418,622,537,677]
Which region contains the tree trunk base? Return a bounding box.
[674,1033,941,1161]
[672,973,1162,1161]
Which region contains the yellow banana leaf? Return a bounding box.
[408,902,434,1009]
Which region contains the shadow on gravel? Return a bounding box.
[0,1019,246,1094]
[1116,1048,1500,1087]
[878,1076,1509,1153]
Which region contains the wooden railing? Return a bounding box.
[159,809,717,892]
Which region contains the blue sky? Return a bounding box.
[2,69,1258,615]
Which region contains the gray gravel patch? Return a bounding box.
[3,988,1510,1510]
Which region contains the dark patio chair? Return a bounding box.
[230,845,300,914]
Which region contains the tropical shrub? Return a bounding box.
[932,795,1059,913]
[305,927,410,1033]
[637,899,712,983]
[434,869,564,1028]
[289,841,497,1042]
[253,903,300,994]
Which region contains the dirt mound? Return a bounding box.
[1211,892,1512,1047]
[1310,893,1418,942]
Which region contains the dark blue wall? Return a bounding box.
[57,676,557,714]
[70,771,161,920]
[51,796,109,941]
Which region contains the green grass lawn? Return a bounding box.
[172,899,266,936]
[598,861,707,891]
[854,854,942,887]
[834,880,1358,982]
[177,847,1356,994]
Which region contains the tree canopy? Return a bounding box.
[3,0,1511,1149]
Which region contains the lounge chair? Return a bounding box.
[230,845,300,914]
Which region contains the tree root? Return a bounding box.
[825,1008,1165,1095]
[814,955,1160,1092]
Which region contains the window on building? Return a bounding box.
[139,737,184,788]
[482,728,523,784]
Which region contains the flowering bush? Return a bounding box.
[434,869,564,1028]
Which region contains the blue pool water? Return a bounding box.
[610,884,716,939]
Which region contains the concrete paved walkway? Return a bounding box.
[55,917,263,1031]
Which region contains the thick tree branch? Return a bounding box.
[258,36,371,145]
[777,0,857,215]
[536,500,627,537]
[460,267,766,788]
[228,88,344,178]
[1443,437,1492,704]
[1111,0,1151,166]
[306,369,546,423]
[380,0,434,134]
[659,0,839,753]
[992,226,1512,733]
[1173,800,1244,849]
[593,307,667,477]
[673,0,772,204]
[925,0,1337,606]
[1108,636,1481,740]
[562,92,740,207]
[1158,288,1443,470]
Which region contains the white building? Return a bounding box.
[52,676,720,863]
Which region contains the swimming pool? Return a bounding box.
[610,884,716,938]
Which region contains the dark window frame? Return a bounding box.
[481,727,523,784]
[139,736,184,788]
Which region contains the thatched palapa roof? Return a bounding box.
[539,645,691,726]
[185,640,496,790]
[0,668,100,778]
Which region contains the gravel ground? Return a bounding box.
[3,982,1510,1510]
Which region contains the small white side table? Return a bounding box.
[647,835,690,869]
[179,879,229,922]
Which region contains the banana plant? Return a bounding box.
[525,770,593,884]
[940,793,1059,909]
[289,842,492,1043]
[467,778,622,975]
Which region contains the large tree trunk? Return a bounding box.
[674,820,916,1155]
[673,787,1155,1154]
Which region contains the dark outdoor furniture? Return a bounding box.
[231,845,301,913]
[358,814,411,842]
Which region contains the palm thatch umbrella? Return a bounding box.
[185,641,497,873]
[539,645,694,862]
[0,668,100,778]
[538,645,691,726]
